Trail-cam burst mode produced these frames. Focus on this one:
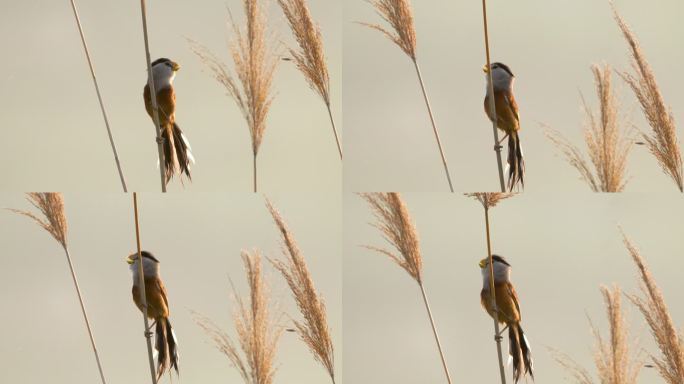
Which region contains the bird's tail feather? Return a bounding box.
[508,323,533,383]
[161,124,193,184]
[155,318,179,379]
[507,132,525,192]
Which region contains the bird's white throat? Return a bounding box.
[130,257,160,284]
[150,63,175,90]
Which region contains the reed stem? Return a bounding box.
[69,0,127,192]
[139,0,167,192]
[418,282,453,384]
[413,60,454,192]
[62,246,108,384]
[326,102,343,160]
[481,0,506,192]
[253,153,258,193]
[484,206,507,384]
[132,193,158,384]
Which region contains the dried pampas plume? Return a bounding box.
[189,0,278,192]
[265,199,336,383]
[622,232,684,383]
[195,250,282,384]
[612,4,683,191]
[545,64,633,192]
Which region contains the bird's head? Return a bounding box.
[127,251,160,278]
[152,57,181,72]
[479,255,512,279]
[483,62,514,77]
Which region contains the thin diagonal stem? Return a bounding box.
[253,153,258,193]
[484,207,507,384]
[326,103,343,160]
[482,0,506,192]
[140,0,167,192]
[418,282,453,384]
[413,60,454,193]
[132,193,158,384]
[69,0,127,192]
[62,247,108,384]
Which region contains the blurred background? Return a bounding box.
[344,192,684,383]
[0,0,341,192]
[0,192,341,383]
[343,0,684,192]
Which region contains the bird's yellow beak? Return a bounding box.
[171,62,181,71]
[126,255,135,265]
[478,259,487,268]
[482,64,489,73]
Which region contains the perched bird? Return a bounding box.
[143,58,194,184]
[127,251,179,379]
[483,62,524,191]
[479,254,533,383]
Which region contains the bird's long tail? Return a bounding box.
[508,323,533,383]
[154,317,179,379]
[161,123,193,184]
[507,132,525,192]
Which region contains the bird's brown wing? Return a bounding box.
[132,278,170,320]
[505,92,520,125]
[143,85,176,127]
[482,282,521,324]
[484,90,521,134]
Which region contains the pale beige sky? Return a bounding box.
[343,0,684,192]
[0,0,341,192]
[0,193,341,383]
[344,192,684,383]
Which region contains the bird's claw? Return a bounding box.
[495,335,503,342]
[156,136,165,145]
[494,144,503,151]
[144,330,153,338]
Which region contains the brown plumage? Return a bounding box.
[480,255,533,383]
[143,58,192,185]
[484,62,525,191]
[128,251,179,379]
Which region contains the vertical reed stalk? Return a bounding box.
[484,205,507,384]
[362,0,454,192]
[326,103,342,159]
[69,0,127,192]
[139,0,167,192]
[418,282,453,384]
[11,193,107,384]
[132,193,159,384]
[481,0,506,192]
[254,153,258,193]
[413,60,454,192]
[362,192,453,383]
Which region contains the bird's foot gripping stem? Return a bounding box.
[494,133,509,151]
[156,136,165,145]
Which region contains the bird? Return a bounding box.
[143,58,194,185]
[479,254,533,383]
[127,251,179,379]
[483,62,524,191]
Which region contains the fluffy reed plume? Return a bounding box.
[277,0,341,160]
[466,192,514,384]
[622,233,684,383]
[551,285,641,384]
[10,193,107,384]
[612,5,683,192]
[265,200,335,383]
[546,64,633,192]
[361,192,453,383]
[362,0,454,192]
[196,250,282,384]
[189,0,278,192]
